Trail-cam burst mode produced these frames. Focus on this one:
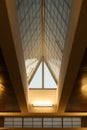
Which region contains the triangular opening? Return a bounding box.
[29,61,57,89]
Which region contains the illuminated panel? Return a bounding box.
[32,101,53,106]
[63,117,81,128]
[4,117,81,128]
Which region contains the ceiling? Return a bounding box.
[0,0,87,116]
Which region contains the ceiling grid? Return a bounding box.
[16,0,71,87]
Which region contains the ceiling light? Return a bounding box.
[81,84,87,97]
[0,83,5,96]
[32,101,53,107]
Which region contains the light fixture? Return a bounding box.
[81,84,87,97]
[32,101,53,107]
[0,83,5,96]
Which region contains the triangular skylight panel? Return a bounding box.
[25,58,39,82]
[29,62,57,89]
[44,63,57,88]
[29,62,42,89]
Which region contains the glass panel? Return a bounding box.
[13,117,22,128]
[43,118,52,121]
[4,116,82,128]
[23,122,32,125]
[43,122,52,125]
[14,117,22,122]
[33,118,42,121]
[63,122,72,125]
[44,63,57,88]
[73,122,81,125]
[53,117,62,121]
[72,118,81,121]
[53,121,62,126]
[4,122,13,126]
[4,117,13,122]
[23,117,32,122]
[33,122,42,126]
[23,117,33,128]
[29,63,42,88]
[63,125,72,128]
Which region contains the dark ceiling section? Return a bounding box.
[80,49,87,68]
[66,49,87,112]
[0,50,20,112]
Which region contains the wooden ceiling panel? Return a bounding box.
[66,49,87,112]
[0,50,20,112]
[0,0,28,112]
[57,0,87,113]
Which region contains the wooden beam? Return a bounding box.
[0,112,87,116]
[42,57,44,89]
[0,128,87,130]
[28,59,42,84]
[57,0,87,113]
[42,0,45,57]
[0,0,28,112]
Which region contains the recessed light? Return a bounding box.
[81,84,87,97]
[32,101,53,107]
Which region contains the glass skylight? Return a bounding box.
[29,62,57,89]
[16,0,71,88]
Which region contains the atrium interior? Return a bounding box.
[0,0,87,129]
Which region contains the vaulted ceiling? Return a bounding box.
[0,0,87,116]
[16,0,71,84]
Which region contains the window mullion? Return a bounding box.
[42,59,44,89]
